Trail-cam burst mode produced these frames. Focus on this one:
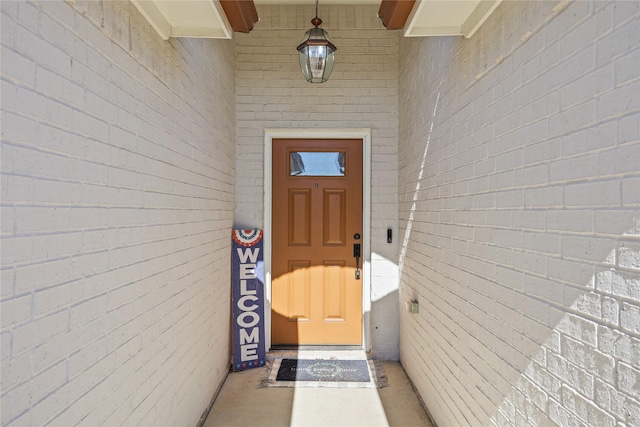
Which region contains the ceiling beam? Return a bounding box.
[220,0,260,34]
[131,0,259,40]
[461,0,502,38]
[377,0,416,30]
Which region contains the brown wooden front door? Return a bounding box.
[272,139,363,345]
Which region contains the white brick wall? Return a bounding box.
[235,4,400,359]
[399,0,640,426]
[1,1,235,425]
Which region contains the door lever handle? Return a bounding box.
[353,243,361,280]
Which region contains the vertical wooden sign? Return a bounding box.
[231,229,266,371]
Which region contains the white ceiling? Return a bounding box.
[405,0,502,38]
[131,0,502,40]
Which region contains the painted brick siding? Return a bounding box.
[398,0,639,426]
[235,4,400,359]
[1,1,235,426]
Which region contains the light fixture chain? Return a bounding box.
[315,0,318,19]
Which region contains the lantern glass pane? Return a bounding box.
[298,27,336,83]
[308,45,327,80]
[298,47,312,81]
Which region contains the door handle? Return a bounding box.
[353,243,361,280]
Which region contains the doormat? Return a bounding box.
[277,359,370,382]
[259,358,387,389]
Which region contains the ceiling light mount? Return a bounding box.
[296,0,336,84]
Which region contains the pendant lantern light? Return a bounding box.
[297,0,336,84]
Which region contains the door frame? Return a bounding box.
[264,128,372,352]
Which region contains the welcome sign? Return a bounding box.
[231,229,266,371]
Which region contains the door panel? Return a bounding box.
[323,190,346,245]
[289,189,311,245]
[272,139,363,345]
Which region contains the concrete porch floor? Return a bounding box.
[202,351,434,427]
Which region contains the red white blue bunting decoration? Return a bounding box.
[232,229,263,247]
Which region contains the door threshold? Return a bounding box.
[270,345,364,351]
[267,345,371,361]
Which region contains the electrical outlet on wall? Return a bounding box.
[406,300,419,314]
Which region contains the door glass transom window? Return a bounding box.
[290,151,346,176]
